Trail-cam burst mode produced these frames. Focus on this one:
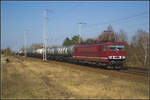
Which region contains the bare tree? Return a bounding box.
[116,29,128,42]
[131,30,149,67]
[137,30,149,67]
[30,43,43,50]
[81,38,96,44]
[96,25,116,42]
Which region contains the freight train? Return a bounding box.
[18,42,126,69]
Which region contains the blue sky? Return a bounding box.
[1,1,149,51]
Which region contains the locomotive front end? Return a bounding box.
[107,43,126,69]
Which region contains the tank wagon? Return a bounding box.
[22,42,126,69]
[46,46,73,60]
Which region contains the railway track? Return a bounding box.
[119,67,149,77]
[14,55,149,77]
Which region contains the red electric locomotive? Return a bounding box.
[73,42,126,69]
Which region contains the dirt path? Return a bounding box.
[1,56,149,99]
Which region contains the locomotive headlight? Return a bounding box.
[108,56,113,59]
[122,56,126,59]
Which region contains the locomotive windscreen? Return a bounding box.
[109,45,125,51]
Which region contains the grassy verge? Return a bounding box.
[1,55,149,99]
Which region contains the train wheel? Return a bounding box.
[120,65,127,70]
[114,66,121,70]
[107,65,113,70]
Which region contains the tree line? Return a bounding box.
[1,25,149,68]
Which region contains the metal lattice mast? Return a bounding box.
[78,23,81,44]
[24,30,29,57]
[24,30,27,57]
[43,9,48,61]
[15,41,19,56]
[78,22,87,44]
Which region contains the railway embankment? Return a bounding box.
[1,55,149,99]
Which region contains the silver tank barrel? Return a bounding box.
[47,45,74,57]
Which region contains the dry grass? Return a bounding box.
[1,55,149,99]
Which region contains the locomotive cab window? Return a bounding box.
[109,45,124,51]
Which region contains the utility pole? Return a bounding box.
[78,22,87,44]
[17,48,19,56]
[43,9,48,61]
[24,29,30,57]
[15,41,19,56]
[24,30,27,57]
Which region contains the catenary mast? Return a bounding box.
[43,9,48,61]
